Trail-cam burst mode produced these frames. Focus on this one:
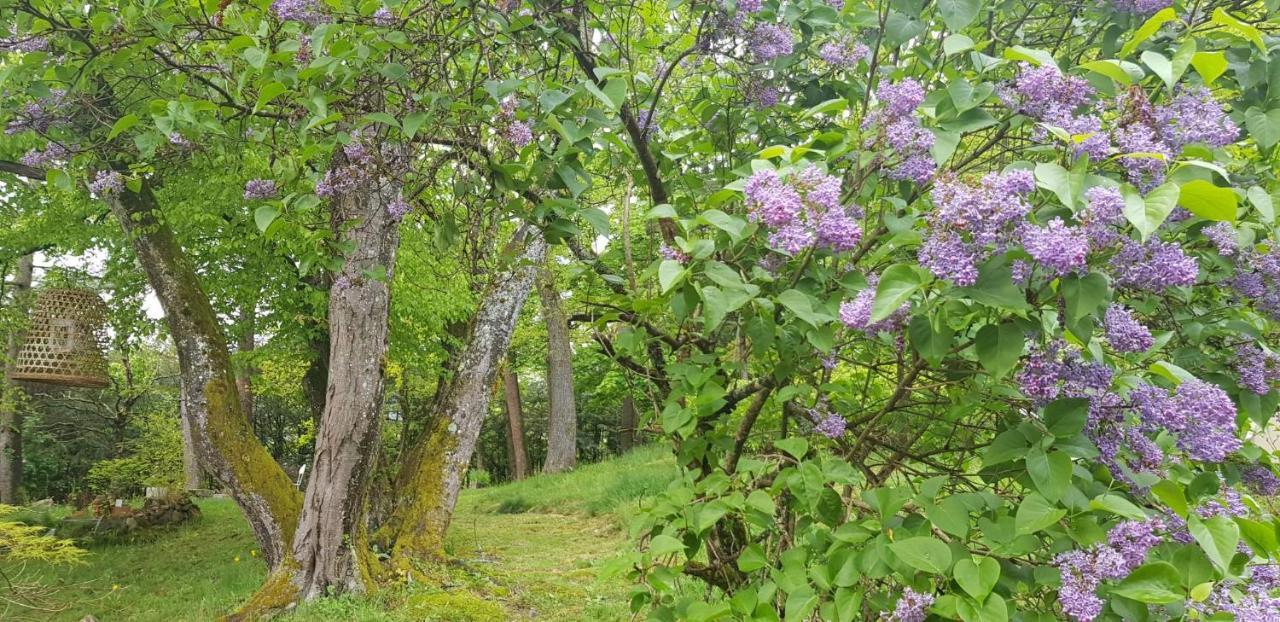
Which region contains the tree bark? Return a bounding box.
[0,254,33,504]
[235,303,256,430]
[375,224,545,565]
[108,183,301,570]
[619,395,637,453]
[539,266,577,474]
[180,384,203,491]
[287,167,403,600]
[501,360,528,480]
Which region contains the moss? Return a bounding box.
[404,591,506,621]
[375,416,455,565]
[219,567,300,622]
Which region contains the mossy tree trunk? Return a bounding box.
[0,254,33,504]
[287,168,403,599]
[539,265,577,474]
[376,225,545,564]
[108,182,301,569]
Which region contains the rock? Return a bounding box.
[80,615,98,622]
[30,498,54,509]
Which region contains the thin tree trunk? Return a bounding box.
[179,381,203,490]
[501,361,528,480]
[539,266,576,474]
[108,182,300,569]
[236,303,256,430]
[619,395,636,453]
[0,254,33,504]
[287,164,403,600]
[375,224,545,564]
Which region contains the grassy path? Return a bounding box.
[4,448,669,621]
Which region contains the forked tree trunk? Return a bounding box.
[619,395,637,453]
[235,304,256,430]
[287,169,403,600]
[0,254,33,504]
[108,182,301,569]
[501,361,528,480]
[539,266,577,474]
[375,224,545,564]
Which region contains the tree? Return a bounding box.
[501,358,529,480]
[0,254,33,503]
[538,265,577,473]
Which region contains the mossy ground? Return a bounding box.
[1,446,673,621]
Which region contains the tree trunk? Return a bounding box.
[179,384,203,490]
[0,254,33,504]
[619,395,637,453]
[501,360,528,480]
[539,266,577,474]
[236,304,256,430]
[108,182,301,570]
[287,167,403,600]
[375,224,545,565]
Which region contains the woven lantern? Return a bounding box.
[10,288,111,389]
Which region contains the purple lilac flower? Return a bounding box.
[1044,110,1112,160]
[1231,271,1266,299]
[839,274,909,335]
[1104,305,1153,353]
[659,244,690,264]
[744,169,803,227]
[1108,519,1162,570]
[272,0,330,25]
[1,34,49,53]
[1169,379,1241,462]
[745,79,781,108]
[1081,187,1126,247]
[5,90,69,135]
[821,353,838,370]
[1155,87,1239,150]
[1204,222,1237,256]
[751,23,794,61]
[1254,565,1280,590]
[919,171,1035,285]
[373,7,396,26]
[791,166,844,211]
[815,209,862,251]
[919,232,980,286]
[89,170,124,196]
[1244,466,1280,496]
[168,133,194,149]
[889,155,937,184]
[1055,519,1163,621]
[19,143,68,168]
[885,587,934,622]
[1236,345,1277,395]
[1197,487,1248,519]
[810,410,847,439]
[1114,124,1171,191]
[1110,238,1198,291]
[885,118,935,152]
[387,196,411,220]
[504,120,533,147]
[876,79,926,117]
[768,223,814,254]
[316,165,371,198]
[243,179,278,200]
[826,0,844,8]
[1021,218,1089,276]
[1007,64,1095,119]
[736,0,763,12]
[1111,0,1173,14]
[818,38,869,68]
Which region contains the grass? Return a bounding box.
[1,446,674,622]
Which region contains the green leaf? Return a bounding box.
[957,259,1028,311]
[909,314,955,363]
[1245,107,1280,150]
[658,260,686,293]
[1189,515,1240,572]
[1111,562,1184,604]
[649,534,686,557]
[254,205,281,233]
[1123,183,1179,241]
[698,210,748,242]
[108,114,139,140]
[957,593,1007,622]
[1151,480,1188,518]
[1119,8,1178,58]
[799,98,848,120]
[1003,46,1056,67]
[702,286,754,331]
[737,543,769,572]
[888,537,952,575]
[943,33,975,55]
[1060,272,1110,321]
[1191,51,1228,84]
[778,289,835,327]
[363,112,401,129]
[975,323,1023,379]
[1149,360,1195,385]
[774,437,809,460]
[402,112,429,139]
[1044,398,1090,438]
[983,429,1029,466]
[937,0,981,31]
[925,496,971,538]
[1178,180,1237,222]
[1211,7,1266,53]
[1026,448,1072,502]
[1140,51,1174,91]
[1090,493,1148,520]
[584,77,627,111]
[538,89,572,112]
[255,81,288,112]
[1078,60,1137,85]
[954,556,1000,602]
[1035,162,1076,208]
[1236,518,1280,558]
[1248,186,1275,223]
[870,264,923,323]
[1016,492,1066,535]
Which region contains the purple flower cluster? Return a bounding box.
[1021,218,1089,276]
[5,90,69,136]
[168,133,194,150]
[317,133,386,199]
[1155,88,1240,151]
[1243,466,1280,497]
[1203,222,1237,256]
[497,96,534,148]
[1114,124,1172,191]
[840,274,909,335]
[387,196,411,220]
[1111,0,1173,13]
[1110,238,1198,292]
[1103,304,1153,353]
[1,31,49,53]
[271,0,330,25]
[861,80,936,183]
[818,37,869,69]
[243,179,278,200]
[1055,519,1162,621]
[659,244,691,264]
[745,78,781,108]
[735,0,763,12]
[19,142,68,168]
[1006,64,1095,120]
[884,587,933,622]
[809,409,847,439]
[750,23,794,61]
[743,167,861,255]
[919,171,1035,286]
[89,170,124,197]
[1133,379,1241,462]
[372,7,396,26]
[1236,344,1280,395]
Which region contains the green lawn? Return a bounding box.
[2,446,673,621]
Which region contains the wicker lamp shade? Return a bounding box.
[10,288,111,389]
